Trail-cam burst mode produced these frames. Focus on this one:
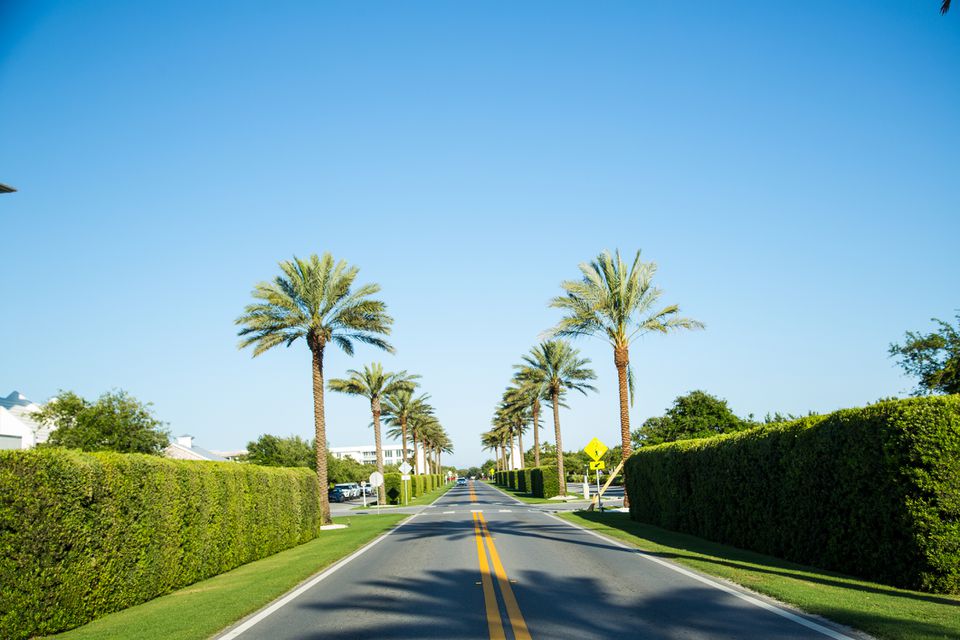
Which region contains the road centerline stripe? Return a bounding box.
[479,513,532,640]
[472,512,506,640]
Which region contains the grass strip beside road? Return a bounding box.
[51,514,407,640]
[558,512,960,640]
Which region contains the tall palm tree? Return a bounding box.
[520,341,596,495]
[328,363,418,503]
[499,388,531,469]
[509,371,546,466]
[549,249,703,504]
[382,387,432,468]
[409,412,438,473]
[236,253,393,525]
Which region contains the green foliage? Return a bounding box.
[890,312,960,395]
[245,434,314,468]
[625,396,960,593]
[36,390,169,455]
[530,466,560,498]
[517,469,529,492]
[0,449,321,639]
[631,390,751,447]
[507,470,517,489]
[384,472,402,505]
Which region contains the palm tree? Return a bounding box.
[409,412,438,473]
[328,363,419,503]
[510,370,547,466]
[549,249,703,504]
[236,253,393,525]
[382,388,432,468]
[520,341,596,495]
[499,388,532,470]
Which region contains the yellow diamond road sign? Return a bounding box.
[590,460,605,471]
[584,437,608,462]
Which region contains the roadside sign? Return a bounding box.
[584,437,608,462]
[401,474,411,481]
[369,471,384,487]
[489,468,494,476]
[589,460,606,471]
[398,461,413,474]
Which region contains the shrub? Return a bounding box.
[530,466,561,499]
[0,449,322,639]
[413,474,424,498]
[625,396,960,593]
[517,469,528,493]
[507,470,517,489]
[384,472,402,505]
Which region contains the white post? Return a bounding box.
[362,481,367,508]
[583,474,589,500]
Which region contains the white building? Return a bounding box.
[0,391,52,450]
[330,444,428,472]
[164,434,229,462]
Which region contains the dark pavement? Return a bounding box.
[218,481,864,640]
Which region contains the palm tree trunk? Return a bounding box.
[310,341,332,525]
[532,399,540,467]
[371,396,386,505]
[552,388,567,496]
[615,345,631,508]
[411,431,419,473]
[400,415,409,469]
[518,428,524,470]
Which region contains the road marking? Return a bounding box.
[472,512,506,640]
[471,509,484,513]
[443,511,455,514]
[498,509,512,513]
[478,513,532,640]
[216,514,419,640]
[470,482,478,502]
[549,514,857,640]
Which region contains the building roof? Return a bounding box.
[164,441,228,462]
[0,391,46,438]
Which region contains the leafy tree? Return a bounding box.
[328,363,418,503]
[236,253,394,524]
[549,249,703,504]
[631,390,749,447]
[518,341,596,496]
[246,434,314,468]
[37,390,169,454]
[889,313,960,396]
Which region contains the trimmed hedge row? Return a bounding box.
[530,466,560,499]
[625,395,960,593]
[0,449,322,639]
[386,473,443,504]
[507,470,517,490]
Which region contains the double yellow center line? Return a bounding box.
[471,511,531,640]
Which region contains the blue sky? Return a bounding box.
[1,1,957,467]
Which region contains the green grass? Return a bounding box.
[50,514,406,640]
[487,481,584,504]
[558,512,960,640]
[350,482,453,510]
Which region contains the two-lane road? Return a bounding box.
[219,482,863,640]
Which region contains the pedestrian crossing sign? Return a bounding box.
[589,460,606,471]
[584,437,608,462]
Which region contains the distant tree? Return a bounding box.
[631,390,749,447]
[36,390,169,454]
[889,313,960,396]
[246,434,315,468]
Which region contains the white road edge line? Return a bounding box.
[548,513,857,640]
[215,513,420,640]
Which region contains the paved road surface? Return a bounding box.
[219,481,864,640]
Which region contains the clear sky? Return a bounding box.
[1,1,957,467]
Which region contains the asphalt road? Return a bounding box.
[218,481,865,640]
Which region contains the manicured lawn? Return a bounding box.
[558,512,960,640]
[51,514,407,640]
[487,481,583,504]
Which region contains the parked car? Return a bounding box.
[334,483,359,499]
[328,487,346,503]
[363,484,375,496]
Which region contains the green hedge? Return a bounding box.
[517,469,529,493]
[0,449,322,639]
[507,470,517,489]
[384,472,402,505]
[530,466,561,499]
[626,395,960,593]
[412,474,424,498]
[495,470,506,486]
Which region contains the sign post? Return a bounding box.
[398,462,413,506]
[361,481,367,508]
[583,437,609,511]
[369,471,384,515]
